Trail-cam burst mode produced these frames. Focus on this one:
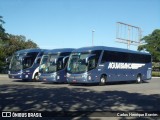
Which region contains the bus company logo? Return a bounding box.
[1,112,42,118]
[108,62,145,69]
[2,112,11,117]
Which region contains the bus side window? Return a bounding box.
[101,51,107,63]
[57,61,63,70]
[36,58,41,64]
[63,57,69,68]
[57,58,63,70]
[88,58,96,70]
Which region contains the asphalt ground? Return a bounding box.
[0,75,160,120]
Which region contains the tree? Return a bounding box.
[0,16,5,34]
[0,16,5,24]
[0,16,8,46]
[5,34,39,56]
[138,29,160,62]
[0,16,39,73]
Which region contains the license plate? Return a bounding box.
[12,76,14,78]
[73,80,77,82]
[43,78,46,81]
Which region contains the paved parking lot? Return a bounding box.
[0,75,160,119]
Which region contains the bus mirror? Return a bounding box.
[63,56,69,64]
[54,57,61,64]
[55,56,64,64]
[85,58,89,65]
[54,58,57,64]
[6,57,10,63]
[85,55,95,64]
[63,56,69,68]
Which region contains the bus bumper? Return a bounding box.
[8,73,22,79]
[66,73,98,84]
[39,73,66,83]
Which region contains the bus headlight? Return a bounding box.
[82,74,87,78]
[51,73,56,78]
[82,72,88,78]
[25,75,28,78]
[57,76,60,79]
[88,76,91,80]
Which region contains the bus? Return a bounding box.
[39,48,74,83]
[66,46,152,85]
[8,48,47,81]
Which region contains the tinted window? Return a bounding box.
[88,57,96,70]
[101,50,151,63]
[63,57,69,68]
[38,52,44,57]
[101,51,128,63]
[91,50,102,66]
[23,52,38,69]
[60,52,71,56]
[129,54,151,63]
[36,58,41,64]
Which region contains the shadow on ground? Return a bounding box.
[0,84,160,120]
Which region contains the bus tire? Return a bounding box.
[33,73,39,81]
[136,74,142,83]
[99,75,106,86]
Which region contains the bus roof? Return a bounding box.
[72,46,150,55]
[44,48,75,54]
[15,48,47,54]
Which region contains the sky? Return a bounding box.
[0,0,160,50]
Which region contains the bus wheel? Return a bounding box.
[33,73,39,81]
[99,75,106,86]
[136,75,142,83]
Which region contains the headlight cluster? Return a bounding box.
[88,76,91,80]
[57,76,60,79]
[67,73,71,77]
[25,75,28,78]
[51,73,57,78]
[82,73,91,80]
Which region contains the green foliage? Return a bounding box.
[0,16,5,24]
[138,29,160,62]
[0,16,39,73]
[152,62,160,71]
[152,71,160,77]
[0,16,8,47]
[6,34,38,56]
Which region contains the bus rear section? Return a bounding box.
[8,49,46,81]
[39,48,74,83]
[67,46,152,85]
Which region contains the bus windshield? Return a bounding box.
[9,52,39,71]
[39,54,64,73]
[9,53,25,71]
[67,52,95,74]
[22,52,38,69]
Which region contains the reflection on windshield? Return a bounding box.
[9,54,24,71]
[39,54,64,73]
[67,53,89,73]
[22,52,38,69]
[9,52,38,71]
[67,50,101,73]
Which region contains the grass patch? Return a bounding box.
[152,71,160,77]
